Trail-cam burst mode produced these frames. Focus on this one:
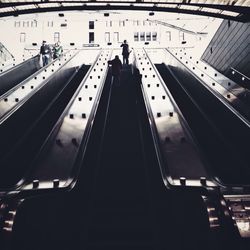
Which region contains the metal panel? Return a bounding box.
[202,20,250,79]
[0,55,41,96]
[168,48,250,121]
[134,48,214,188]
[20,49,113,190]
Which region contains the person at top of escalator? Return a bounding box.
[108,55,122,86]
[40,40,51,67]
[120,40,131,65]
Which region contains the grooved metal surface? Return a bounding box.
[134,48,213,187]
[201,20,250,79]
[22,49,113,190]
[166,48,250,123]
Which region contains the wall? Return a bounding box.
[0,11,210,59]
[201,19,250,78]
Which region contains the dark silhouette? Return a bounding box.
[40,40,51,66]
[120,40,130,65]
[108,55,122,86]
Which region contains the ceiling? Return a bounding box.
[0,0,249,21]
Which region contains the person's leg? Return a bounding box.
[45,55,49,65]
[123,56,125,65]
[42,55,46,67]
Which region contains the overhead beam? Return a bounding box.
[0,3,249,22]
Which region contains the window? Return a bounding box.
[105,32,110,43]
[14,21,21,28]
[166,31,171,41]
[54,32,60,43]
[89,21,94,29]
[179,32,185,41]
[48,21,54,27]
[106,21,112,27]
[134,32,139,42]
[89,32,94,43]
[146,32,151,41]
[31,20,37,28]
[140,32,145,41]
[137,20,140,26]
[119,20,125,27]
[23,21,29,28]
[113,32,119,43]
[143,21,146,26]
[152,32,157,41]
[20,33,26,43]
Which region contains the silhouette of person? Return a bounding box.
[120,40,130,65]
[108,55,122,86]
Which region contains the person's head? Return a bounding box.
[115,55,119,60]
[42,40,46,45]
[124,40,127,44]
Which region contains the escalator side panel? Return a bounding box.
[0,55,41,96]
[0,65,90,189]
[0,54,83,187]
[159,50,250,185]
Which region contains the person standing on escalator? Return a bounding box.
[40,40,51,67]
[53,42,63,59]
[120,40,130,65]
[108,55,123,87]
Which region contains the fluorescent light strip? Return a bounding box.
[221,9,241,16]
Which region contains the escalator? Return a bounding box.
[5,65,232,250]
[0,49,92,189]
[156,62,250,186]
[0,64,90,188]
[0,55,41,95]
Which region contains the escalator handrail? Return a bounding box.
[133,49,220,192]
[0,50,71,100]
[0,50,78,126]
[164,48,250,128]
[0,54,39,77]
[1,49,113,199]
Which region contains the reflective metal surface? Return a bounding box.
[0,55,41,96]
[134,48,216,188]
[0,52,34,74]
[21,49,113,190]
[0,51,74,123]
[166,48,250,124]
[224,195,250,238]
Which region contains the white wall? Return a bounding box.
[0,11,221,60]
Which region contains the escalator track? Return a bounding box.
[156,63,250,186]
[0,64,90,188]
[3,64,230,250]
